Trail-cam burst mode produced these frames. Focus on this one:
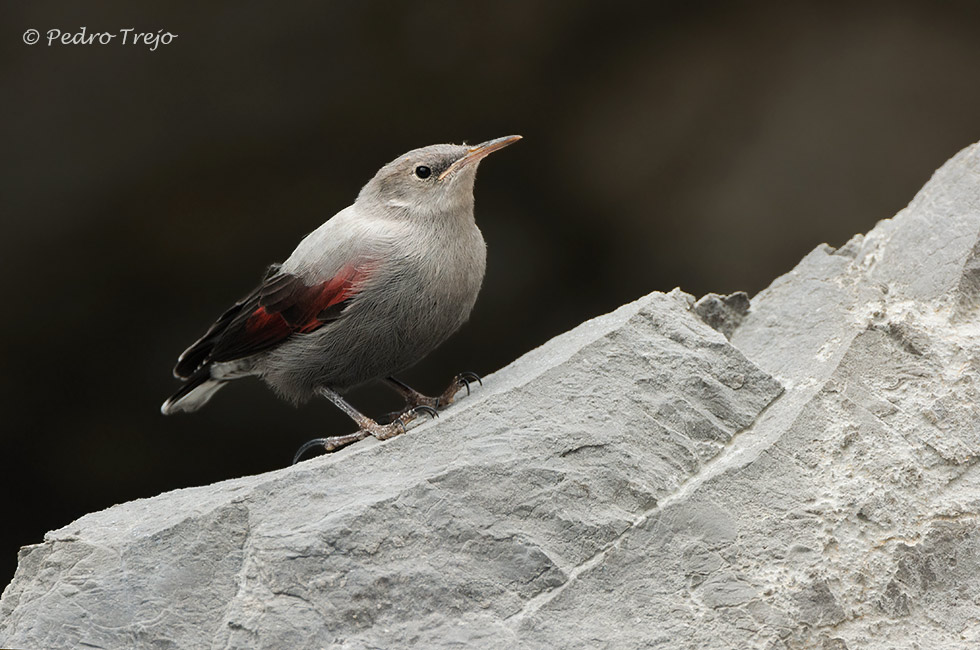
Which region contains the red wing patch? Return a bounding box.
[206,265,367,363]
[246,267,360,334]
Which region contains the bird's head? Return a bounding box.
[357,135,521,220]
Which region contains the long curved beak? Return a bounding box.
[439,135,522,180]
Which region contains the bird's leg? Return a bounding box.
[291,387,433,463]
[383,372,482,416]
[383,376,440,411]
[374,376,438,425]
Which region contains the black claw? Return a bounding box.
[292,438,328,464]
[414,405,439,419]
[396,419,407,434]
[459,377,471,396]
[460,371,483,386]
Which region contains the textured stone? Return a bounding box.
[693,291,751,339]
[3,142,980,649]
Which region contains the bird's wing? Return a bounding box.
[173,264,368,378]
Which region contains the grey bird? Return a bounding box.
[162,135,521,460]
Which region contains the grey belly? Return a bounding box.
[257,288,475,402]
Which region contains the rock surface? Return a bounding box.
[3,142,980,649]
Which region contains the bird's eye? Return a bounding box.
[414,165,431,179]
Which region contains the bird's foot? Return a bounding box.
[384,372,482,417]
[380,371,481,423]
[292,405,438,463]
[380,401,439,425]
[433,371,483,408]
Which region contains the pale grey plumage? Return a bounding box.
[162,137,519,424]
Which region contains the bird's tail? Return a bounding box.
[161,368,226,415]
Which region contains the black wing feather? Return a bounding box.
[173,264,361,378]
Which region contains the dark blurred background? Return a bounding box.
[3,0,979,590]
